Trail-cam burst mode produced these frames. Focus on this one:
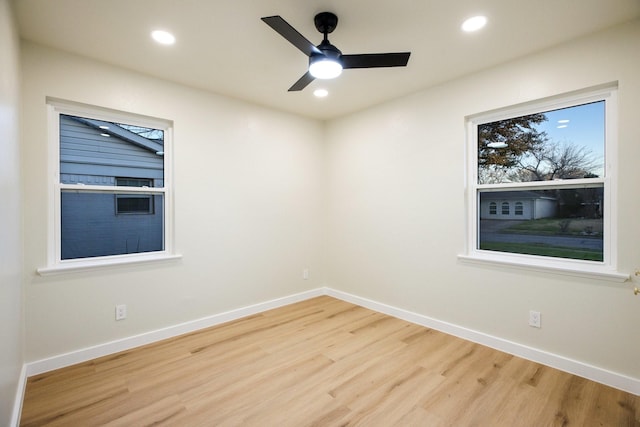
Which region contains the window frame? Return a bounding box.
[460,85,627,282]
[38,99,180,275]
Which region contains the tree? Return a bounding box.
[477,113,547,169]
[477,113,548,184]
[513,141,599,181]
[477,112,600,184]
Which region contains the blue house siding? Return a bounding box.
[59,115,164,260]
[60,115,163,184]
[61,193,164,259]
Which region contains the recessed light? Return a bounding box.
[151,30,176,45]
[100,133,110,137]
[314,89,329,98]
[99,125,109,130]
[461,15,487,32]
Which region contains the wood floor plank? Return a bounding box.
[101,394,186,427]
[20,296,640,426]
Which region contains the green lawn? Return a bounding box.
[505,218,602,237]
[479,241,603,261]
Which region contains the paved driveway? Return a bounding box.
[479,220,603,251]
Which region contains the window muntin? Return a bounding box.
[467,87,616,271]
[46,101,173,268]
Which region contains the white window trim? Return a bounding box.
[38,99,181,275]
[459,84,628,283]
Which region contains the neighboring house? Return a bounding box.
[60,115,164,259]
[479,191,557,220]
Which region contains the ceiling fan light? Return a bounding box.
[309,57,343,79]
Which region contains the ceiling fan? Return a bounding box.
[261,12,411,92]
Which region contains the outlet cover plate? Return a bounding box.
[529,310,541,328]
[115,304,127,321]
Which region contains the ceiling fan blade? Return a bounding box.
[341,52,411,69]
[288,71,315,92]
[262,15,322,57]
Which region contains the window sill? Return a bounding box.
[457,253,629,283]
[37,253,183,276]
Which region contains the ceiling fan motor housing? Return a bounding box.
[311,12,342,69]
[311,39,342,63]
[314,12,338,34]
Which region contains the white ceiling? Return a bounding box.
[13,0,640,120]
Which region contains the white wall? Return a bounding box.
[19,16,640,389]
[21,42,326,362]
[0,0,23,423]
[325,20,640,380]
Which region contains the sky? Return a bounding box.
[534,100,605,177]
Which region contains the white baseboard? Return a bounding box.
[25,288,325,377]
[10,364,27,427]
[24,286,639,397]
[324,287,640,396]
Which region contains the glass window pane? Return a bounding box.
[61,192,164,260]
[59,114,164,186]
[116,195,154,214]
[477,101,605,184]
[478,187,603,261]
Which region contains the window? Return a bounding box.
[501,202,510,215]
[115,178,154,215]
[515,202,523,216]
[463,85,624,280]
[40,100,177,273]
[116,177,153,187]
[489,202,497,215]
[116,194,154,215]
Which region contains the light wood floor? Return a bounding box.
[21,296,639,426]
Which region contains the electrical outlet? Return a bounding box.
[303,268,309,280]
[115,304,127,321]
[528,310,541,328]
